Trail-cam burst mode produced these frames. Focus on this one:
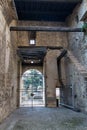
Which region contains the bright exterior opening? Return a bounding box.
[20,69,45,107]
[56,88,60,107]
[30,40,35,45]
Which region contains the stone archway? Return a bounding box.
[20,69,45,107]
[22,66,43,75]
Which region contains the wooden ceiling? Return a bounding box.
[17,46,47,66]
[17,46,63,66]
[14,0,82,22]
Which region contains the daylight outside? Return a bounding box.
[20,69,45,107]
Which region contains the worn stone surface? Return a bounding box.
[17,21,68,47]
[0,107,87,130]
[45,50,60,107]
[65,0,87,112]
[0,0,17,25]
[0,4,18,123]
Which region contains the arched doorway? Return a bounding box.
[20,69,45,107]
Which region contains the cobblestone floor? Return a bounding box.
[0,107,87,130]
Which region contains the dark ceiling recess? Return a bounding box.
[17,46,47,66]
[14,0,82,22]
[17,46,63,66]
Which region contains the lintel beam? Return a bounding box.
[18,46,63,49]
[10,26,83,32]
[22,62,43,66]
[15,0,82,3]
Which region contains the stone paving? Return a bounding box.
[0,107,87,130]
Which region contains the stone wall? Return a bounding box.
[65,57,87,111]
[0,2,18,122]
[17,21,68,48]
[66,0,87,112]
[0,0,17,25]
[1,0,87,122]
[17,21,68,107]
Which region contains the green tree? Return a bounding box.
[23,70,43,91]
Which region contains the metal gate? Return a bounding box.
[20,72,45,107]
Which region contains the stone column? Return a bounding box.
[45,50,60,107]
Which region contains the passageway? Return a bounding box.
[0,107,87,130]
[1,0,87,125]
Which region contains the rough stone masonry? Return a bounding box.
[0,0,87,123]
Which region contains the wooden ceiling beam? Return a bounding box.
[15,0,82,3]
[10,26,83,32]
[18,46,63,50]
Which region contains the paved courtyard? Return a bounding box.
[0,107,87,130]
